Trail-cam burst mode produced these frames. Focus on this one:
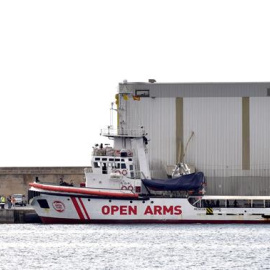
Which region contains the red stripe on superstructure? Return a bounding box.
[71,197,84,220]
[78,197,90,220]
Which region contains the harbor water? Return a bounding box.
[1,224,270,270]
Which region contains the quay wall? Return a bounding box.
[0,209,40,223]
[0,167,88,198]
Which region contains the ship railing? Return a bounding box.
[92,147,133,157]
[100,127,146,138]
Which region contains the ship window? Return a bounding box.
[265,200,270,208]
[253,200,264,208]
[217,200,225,208]
[201,200,216,207]
[243,200,252,208]
[102,163,107,174]
[128,158,132,161]
[121,159,125,162]
[94,162,100,168]
[37,199,50,209]
[121,163,126,169]
[95,158,100,161]
[115,159,120,162]
[109,158,114,161]
[226,200,242,208]
[102,158,107,161]
[130,165,134,171]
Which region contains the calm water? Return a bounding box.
[0,224,270,270]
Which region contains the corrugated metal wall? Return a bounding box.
[250,98,270,173]
[119,82,270,195]
[126,98,176,177]
[183,97,242,177]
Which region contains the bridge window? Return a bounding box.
[94,162,100,168]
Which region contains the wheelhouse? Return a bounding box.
[91,144,136,178]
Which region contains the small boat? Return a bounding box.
[29,99,270,224]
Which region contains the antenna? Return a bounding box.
[110,102,114,128]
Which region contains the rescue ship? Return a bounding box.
[29,97,270,224]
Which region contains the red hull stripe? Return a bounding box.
[78,197,90,220]
[40,217,270,224]
[29,182,138,198]
[71,197,84,220]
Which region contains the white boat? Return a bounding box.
[29,99,270,224]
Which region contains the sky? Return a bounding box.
[0,0,270,167]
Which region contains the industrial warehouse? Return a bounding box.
[117,81,270,196]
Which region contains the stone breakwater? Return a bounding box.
[0,166,88,198]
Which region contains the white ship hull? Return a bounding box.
[30,192,270,224]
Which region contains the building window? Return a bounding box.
[135,89,150,97]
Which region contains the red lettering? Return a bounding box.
[144,205,154,215]
[102,206,110,215]
[129,206,137,215]
[111,205,119,215]
[154,206,162,215]
[120,206,127,215]
[103,205,181,216]
[163,206,174,215]
[174,206,182,215]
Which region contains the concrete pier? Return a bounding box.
[0,208,41,224]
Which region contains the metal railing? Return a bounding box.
[100,127,146,137]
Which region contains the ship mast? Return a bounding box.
[102,85,151,179]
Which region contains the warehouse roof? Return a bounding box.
[119,81,270,98]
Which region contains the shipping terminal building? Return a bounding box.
[117,81,270,196]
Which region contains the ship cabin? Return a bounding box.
[189,196,270,209]
[91,144,136,179]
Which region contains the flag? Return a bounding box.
[132,95,140,101]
